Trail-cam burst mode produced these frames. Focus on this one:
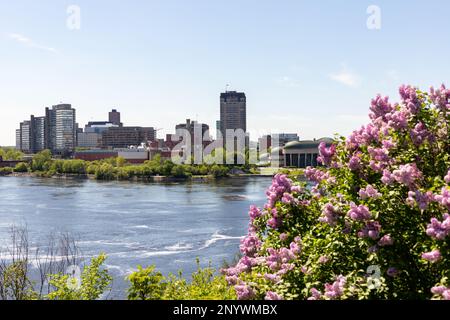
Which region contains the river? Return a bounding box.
[0,176,272,299]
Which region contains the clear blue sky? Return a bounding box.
[1,0,449,146]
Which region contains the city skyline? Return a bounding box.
[2,1,450,146]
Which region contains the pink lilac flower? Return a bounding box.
[381,169,395,185]
[399,84,421,114]
[368,146,390,163]
[235,283,255,300]
[421,250,442,263]
[347,203,372,221]
[431,286,450,300]
[304,167,329,183]
[426,214,450,240]
[319,256,330,264]
[265,291,283,300]
[239,233,261,257]
[387,267,399,277]
[225,275,239,285]
[289,240,302,255]
[308,288,322,300]
[435,187,450,210]
[291,185,303,193]
[248,205,262,220]
[281,192,295,204]
[266,248,296,271]
[382,139,396,150]
[406,190,434,211]
[317,142,336,166]
[444,170,450,184]
[430,84,450,111]
[378,234,394,246]
[358,221,381,240]
[370,94,393,121]
[392,163,422,188]
[385,109,409,130]
[324,275,347,299]
[359,185,382,200]
[348,154,362,171]
[266,174,293,208]
[264,273,282,284]
[279,233,288,241]
[319,203,340,226]
[346,124,380,151]
[410,122,429,146]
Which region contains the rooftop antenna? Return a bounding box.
[225,84,230,92]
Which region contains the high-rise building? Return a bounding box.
[19,121,31,153]
[45,104,77,154]
[220,91,247,136]
[15,129,21,150]
[101,127,156,149]
[17,116,47,154]
[33,116,46,152]
[108,109,122,127]
[175,119,210,142]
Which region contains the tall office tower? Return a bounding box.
[32,116,46,152]
[17,116,47,153]
[220,91,247,137]
[108,109,122,127]
[46,104,77,154]
[15,129,21,150]
[19,120,32,153]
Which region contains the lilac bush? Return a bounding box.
[224,85,450,300]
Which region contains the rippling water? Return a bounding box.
[0,176,272,299]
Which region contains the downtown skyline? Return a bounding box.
[1,0,450,146]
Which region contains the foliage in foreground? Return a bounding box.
[224,84,450,300]
[127,260,236,300]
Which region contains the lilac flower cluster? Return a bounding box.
[323,275,347,299]
[434,187,450,210]
[431,286,450,300]
[346,124,380,151]
[347,203,372,221]
[406,190,434,211]
[235,283,255,300]
[378,234,394,247]
[319,203,340,226]
[266,174,293,208]
[399,84,421,114]
[410,122,430,146]
[357,221,381,240]
[358,185,382,200]
[240,233,261,257]
[421,250,442,263]
[370,94,393,121]
[430,84,450,111]
[426,214,450,240]
[318,142,336,166]
[392,163,422,188]
[445,170,450,184]
[264,291,283,300]
[304,167,329,184]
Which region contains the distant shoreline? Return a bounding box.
[0,171,275,183]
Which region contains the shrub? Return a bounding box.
[46,254,112,300]
[127,260,236,300]
[31,150,52,171]
[0,167,13,174]
[224,84,450,300]
[13,162,28,173]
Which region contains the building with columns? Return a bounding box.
[283,138,333,168]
